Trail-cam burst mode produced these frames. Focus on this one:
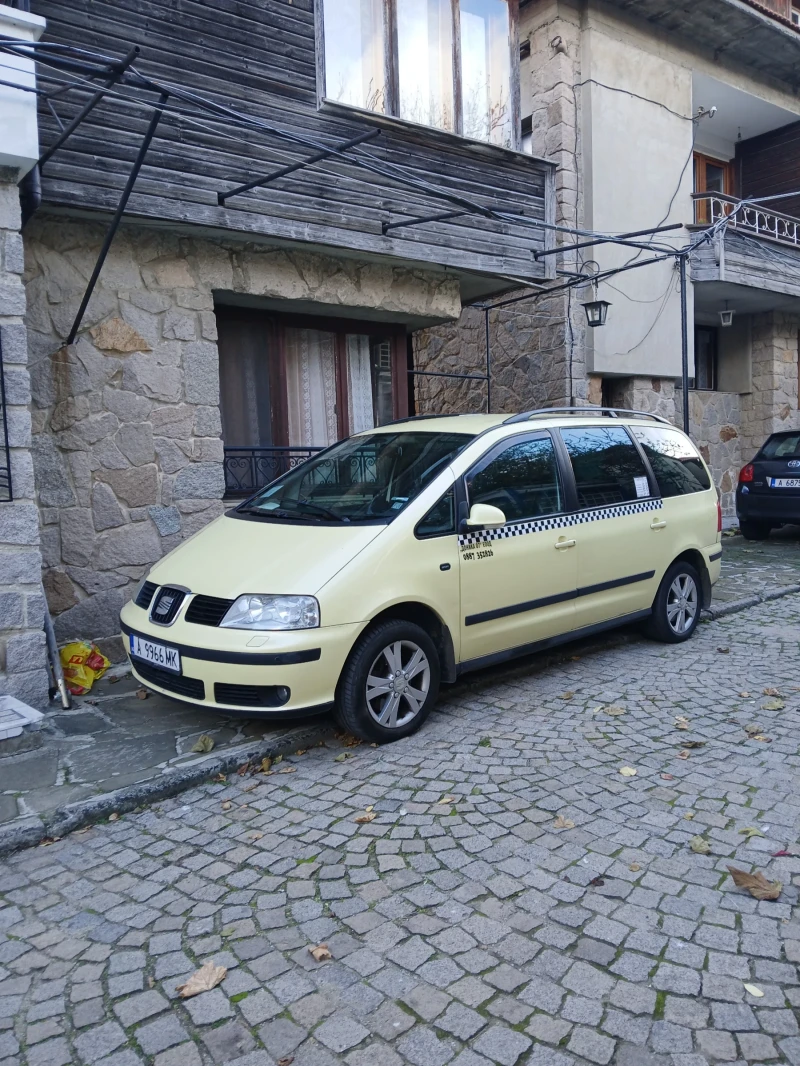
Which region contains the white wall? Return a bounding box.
[0,4,45,178]
[580,10,694,378]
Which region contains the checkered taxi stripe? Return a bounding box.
[458,498,661,548]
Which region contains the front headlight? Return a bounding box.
[219,594,320,631]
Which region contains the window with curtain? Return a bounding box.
[320,0,518,149]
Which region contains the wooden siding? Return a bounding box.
[736,121,800,221]
[692,231,800,301]
[28,0,552,287]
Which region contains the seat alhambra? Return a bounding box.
[121,408,722,742]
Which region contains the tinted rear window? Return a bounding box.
[761,434,800,459]
[560,426,651,507]
[630,427,711,497]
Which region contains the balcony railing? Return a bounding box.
[223,446,323,496]
[692,193,800,249]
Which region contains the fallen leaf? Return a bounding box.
[682,740,705,749]
[136,688,149,700]
[773,850,791,857]
[589,876,605,887]
[690,836,711,854]
[278,1058,295,1066]
[273,754,283,765]
[619,766,637,777]
[355,811,376,824]
[560,691,575,699]
[763,687,783,697]
[365,805,374,812]
[677,750,690,760]
[296,749,307,756]
[675,717,690,730]
[191,735,215,754]
[334,753,354,762]
[213,773,227,783]
[222,801,232,811]
[718,646,730,654]
[241,782,258,793]
[176,960,227,998]
[738,827,765,840]
[762,698,785,711]
[438,795,457,804]
[249,832,263,841]
[629,863,641,872]
[727,866,782,900]
[553,815,575,830]
[108,812,119,822]
[744,983,764,998]
[147,976,154,988]
[260,757,273,773]
[308,943,332,962]
[660,773,674,781]
[278,767,296,774]
[739,691,751,698]
[684,811,695,820]
[604,705,626,716]
[237,763,250,776]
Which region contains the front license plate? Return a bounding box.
[129,633,181,674]
[769,478,800,488]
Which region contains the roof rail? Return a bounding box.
[503,406,672,426]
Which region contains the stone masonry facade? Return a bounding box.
[0,174,49,709]
[24,215,462,658]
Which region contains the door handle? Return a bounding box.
[555,538,576,550]
[650,519,667,531]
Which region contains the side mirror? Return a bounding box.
[464,503,506,530]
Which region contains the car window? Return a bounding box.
[560,426,651,508]
[762,434,800,459]
[630,426,711,497]
[466,437,562,523]
[416,487,456,538]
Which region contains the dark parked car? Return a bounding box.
[736,430,800,539]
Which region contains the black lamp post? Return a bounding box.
[582,297,611,327]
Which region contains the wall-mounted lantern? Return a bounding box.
[582,296,611,328]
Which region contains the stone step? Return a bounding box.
[0,695,44,742]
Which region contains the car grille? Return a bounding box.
[133,662,205,701]
[149,587,186,625]
[185,595,235,627]
[135,580,158,609]
[215,683,290,708]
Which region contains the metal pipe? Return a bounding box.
[383,209,466,234]
[407,370,490,382]
[66,92,168,346]
[218,128,381,204]
[534,224,683,260]
[485,307,491,414]
[39,46,139,169]
[679,253,690,434]
[0,330,12,502]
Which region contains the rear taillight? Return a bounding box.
[717,498,722,533]
[739,463,754,483]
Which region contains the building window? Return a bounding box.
[693,153,735,224]
[319,0,518,148]
[691,327,718,391]
[792,5,800,25]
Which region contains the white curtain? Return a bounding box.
[346,334,375,434]
[285,329,338,447]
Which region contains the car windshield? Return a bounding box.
[761,434,800,459]
[240,432,474,522]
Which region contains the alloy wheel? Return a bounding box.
[666,573,698,635]
[365,640,431,729]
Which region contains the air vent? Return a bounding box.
[135,580,158,609]
[214,683,290,708]
[149,587,186,625]
[185,595,235,627]
[133,662,205,700]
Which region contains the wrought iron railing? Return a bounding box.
[223,446,324,496]
[692,192,800,249]
[0,332,12,502]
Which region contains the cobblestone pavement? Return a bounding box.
[714,531,800,607]
[3,597,800,1066]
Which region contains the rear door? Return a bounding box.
[558,425,661,627]
[458,433,578,664]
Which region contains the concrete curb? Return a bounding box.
[0,719,333,858]
[702,582,800,620]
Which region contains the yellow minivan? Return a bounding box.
[121,408,721,742]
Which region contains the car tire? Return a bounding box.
[739,519,771,541]
[335,619,441,743]
[645,560,702,644]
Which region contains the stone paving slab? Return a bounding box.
[2,595,800,1063]
[2,531,800,852]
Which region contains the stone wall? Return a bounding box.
[677,389,743,518]
[0,173,48,707]
[740,311,800,459]
[24,215,462,653]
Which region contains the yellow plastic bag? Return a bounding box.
[60,641,110,696]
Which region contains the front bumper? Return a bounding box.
[120,602,365,715]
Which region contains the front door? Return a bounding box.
[558,425,661,628]
[458,433,578,664]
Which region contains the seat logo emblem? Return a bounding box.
[154,592,175,617]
